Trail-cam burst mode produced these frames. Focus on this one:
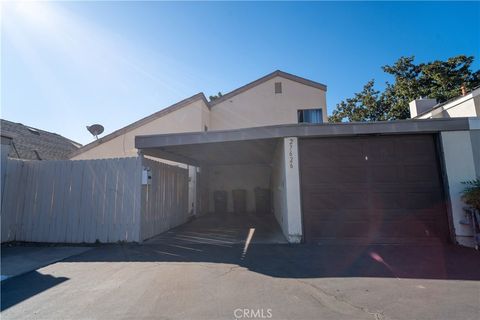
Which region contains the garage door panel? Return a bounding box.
[404,165,441,183]
[302,166,368,184]
[301,141,364,165]
[377,221,441,238]
[365,139,396,162]
[300,135,448,244]
[304,191,369,210]
[370,192,404,209]
[307,209,378,222]
[371,166,400,182]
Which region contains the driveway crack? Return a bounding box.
[216,265,242,278]
[295,279,388,320]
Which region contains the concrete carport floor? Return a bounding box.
[145,212,288,245]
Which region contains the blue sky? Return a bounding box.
[2,1,479,145]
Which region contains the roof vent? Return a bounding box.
[27,127,40,135]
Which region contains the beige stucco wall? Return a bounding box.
[73,75,327,159]
[72,99,209,160]
[209,76,327,131]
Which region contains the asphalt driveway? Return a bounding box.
[2,237,480,320]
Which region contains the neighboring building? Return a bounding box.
[70,70,327,160]
[410,87,480,119]
[0,119,81,160]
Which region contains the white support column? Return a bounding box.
[283,137,302,243]
[441,131,477,247]
[188,166,197,216]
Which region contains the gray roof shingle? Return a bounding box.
[1,119,81,160]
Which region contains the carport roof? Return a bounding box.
[135,117,479,166]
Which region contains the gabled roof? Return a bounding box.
[70,70,327,158]
[69,92,209,158]
[0,119,81,160]
[209,70,327,107]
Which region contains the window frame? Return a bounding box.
[297,108,323,124]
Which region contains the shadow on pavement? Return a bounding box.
[64,240,480,281]
[1,271,68,311]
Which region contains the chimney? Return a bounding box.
[409,98,437,118]
[461,85,467,96]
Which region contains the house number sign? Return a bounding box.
[289,138,294,169]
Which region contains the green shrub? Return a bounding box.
[461,178,480,210]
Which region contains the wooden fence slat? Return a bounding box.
[23,161,37,242]
[99,159,108,243]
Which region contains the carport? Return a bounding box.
[135,118,480,246]
[135,127,301,243]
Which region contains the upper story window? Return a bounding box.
[274,82,282,94]
[298,108,323,124]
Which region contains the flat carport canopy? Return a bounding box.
[134,118,477,166]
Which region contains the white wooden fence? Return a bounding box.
[140,158,190,241]
[1,156,190,243]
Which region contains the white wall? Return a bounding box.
[417,88,480,119]
[271,137,303,243]
[207,164,271,213]
[210,76,327,131]
[441,131,479,247]
[283,137,303,243]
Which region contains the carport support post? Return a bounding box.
[284,137,303,243]
[440,130,479,247]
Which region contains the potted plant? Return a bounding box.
[461,178,480,211]
[461,178,480,249]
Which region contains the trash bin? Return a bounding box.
[232,189,247,214]
[214,190,228,214]
[255,187,271,215]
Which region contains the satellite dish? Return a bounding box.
[86,124,104,140]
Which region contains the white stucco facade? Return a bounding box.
[441,130,480,247]
[414,88,480,119]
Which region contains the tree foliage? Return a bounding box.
[209,92,223,101]
[329,55,480,122]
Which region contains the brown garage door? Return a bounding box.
[300,135,449,244]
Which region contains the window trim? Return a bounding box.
[297,108,323,124]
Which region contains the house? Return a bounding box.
[0,119,81,160]
[70,70,328,160]
[409,87,480,119]
[70,70,480,247]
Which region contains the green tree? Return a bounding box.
[209,92,223,101]
[329,55,480,122]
